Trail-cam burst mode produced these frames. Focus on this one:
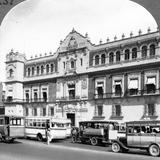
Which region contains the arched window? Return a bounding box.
[46,64,50,73]
[41,65,44,74]
[95,55,99,65]
[124,49,130,60]
[150,44,155,57]
[116,51,121,62]
[32,67,35,76]
[28,68,31,76]
[101,54,105,64]
[141,46,147,58]
[132,48,137,59]
[71,61,75,69]
[9,69,14,78]
[37,66,39,75]
[51,64,54,72]
[109,52,114,63]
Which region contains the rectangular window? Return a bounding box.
[26,108,28,116]
[112,105,121,117]
[68,84,75,99]
[80,58,83,66]
[34,108,37,116]
[128,78,138,95]
[50,108,54,116]
[145,104,156,116]
[146,76,156,94]
[95,105,103,117]
[63,62,65,69]
[97,106,103,116]
[43,108,46,116]
[25,93,29,102]
[114,80,122,96]
[96,81,104,98]
[42,92,47,102]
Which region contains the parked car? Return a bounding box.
[71,120,123,146]
[111,120,160,157]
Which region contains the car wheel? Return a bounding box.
[90,137,98,146]
[112,142,121,153]
[37,133,43,141]
[9,138,15,143]
[149,144,160,157]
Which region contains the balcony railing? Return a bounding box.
[23,98,48,103]
[94,88,160,99]
[57,96,80,101]
[3,98,48,103]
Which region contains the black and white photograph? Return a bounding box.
[0,0,160,159]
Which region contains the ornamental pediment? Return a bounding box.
[57,29,93,53]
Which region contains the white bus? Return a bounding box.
[25,117,67,141]
[59,118,72,137]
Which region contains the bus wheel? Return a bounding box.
[72,136,77,143]
[90,137,98,146]
[149,144,160,157]
[37,133,43,141]
[112,142,121,153]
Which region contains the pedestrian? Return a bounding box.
[46,128,51,145]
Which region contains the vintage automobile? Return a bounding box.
[111,120,160,157]
[71,120,123,146]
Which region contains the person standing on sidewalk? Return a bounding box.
[46,128,51,145]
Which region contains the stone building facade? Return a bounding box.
[4,29,160,126]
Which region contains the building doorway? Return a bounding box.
[66,113,75,126]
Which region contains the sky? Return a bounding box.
[0,0,158,82]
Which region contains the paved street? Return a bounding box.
[0,138,159,160]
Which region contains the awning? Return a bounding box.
[97,81,104,87]
[146,77,156,85]
[114,80,122,85]
[128,79,138,89]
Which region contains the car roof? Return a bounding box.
[126,120,160,125]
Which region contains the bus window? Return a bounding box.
[134,126,141,133]
[51,123,55,128]
[42,122,46,128]
[5,117,9,125]
[0,118,3,125]
[118,123,126,132]
[127,126,134,133]
[21,119,24,126]
[37,122,41,127]
[33,121,36,127]
[17,119,21,125]
[13,119,16,125]
[29,120,33,127]
[56,123,64,127]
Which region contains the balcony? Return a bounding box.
[3,98,24,104]
[94,88,160,99]
[23,98,48,103]
[57,96,80,101]
[94,92,123,99]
